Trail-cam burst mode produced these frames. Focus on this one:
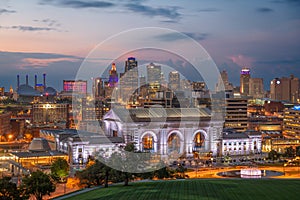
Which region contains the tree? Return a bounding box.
[77,160,106,188]
[0,176,28,200]
[283,146,295,158]
[107,142,145,186]
[175,163,186,179]
[51,158,69,183]
[296,146,300,157]
[22,171,56,200]
[268,150,279,161]
[154,166,174,179]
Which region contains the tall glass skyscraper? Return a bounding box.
[119,57,139,104]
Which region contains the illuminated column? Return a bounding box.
[185,128,193,156]
[160,129,167,155]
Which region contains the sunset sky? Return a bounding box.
[1,0,300,91]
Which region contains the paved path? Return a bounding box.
[51,186,103,200]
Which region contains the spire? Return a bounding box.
[111,63,116,71]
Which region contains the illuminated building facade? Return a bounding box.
[119,57,139,104]
[32,103,69,126]
[104,63,119,99]
[142,89,173,108]
[249,78,264,99]
[262,138,300,153]
[103,107,224,157]
[93,77,104,98]
[108,63,118,88]
[240,68,250,96]
[9,138,68,173]
[283,106,300,138]
[270,75,299,103]
[0,112,11,141]
[221,129,262,156]
[224,98,248,132]
[0,87,4,96]
[147,63,161,97]
[168,71,180,91]
[63,80,87,95]
[40,129,124,165]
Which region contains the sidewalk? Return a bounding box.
[51,186,103,200]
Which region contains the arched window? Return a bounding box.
[167,133,181,153]
[194,132,205,149]
[142,134,154,150]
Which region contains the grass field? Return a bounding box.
[65,179,300,200]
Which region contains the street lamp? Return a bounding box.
[283,163,287,176]
[8,134,13,141]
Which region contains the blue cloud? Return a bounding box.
[0,8,16,14]
[40,0,114,8]
[125,3,181,21]
[155,32,209,42]
[256,7,274,13]
[198,8,220,12]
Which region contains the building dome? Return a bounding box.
[43,87,57,96]
[28,138,51,152]
[17,84,41,96]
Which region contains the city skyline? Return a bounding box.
[1,0,300,90]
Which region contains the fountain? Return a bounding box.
[240,167,262,178]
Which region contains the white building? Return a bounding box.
[221,129,262,156]
[103,107,223,157]
[41,129,124,165]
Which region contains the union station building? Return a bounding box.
[103,107,224,157]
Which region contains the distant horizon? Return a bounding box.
[1,60,297,93]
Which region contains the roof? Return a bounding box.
[17,84,41,96]
[222,129,248,139]
[40,129,78,137]
[104,107,211,123]
[245,130,262,136]
[70,134,124,144]
[28,138,51,152]
[222,129,262,139]
[43,87,57,96]
[11,150,67,158]
[222,132,249,139]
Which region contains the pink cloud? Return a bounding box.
[228,54,255,67]
[19,57,79,69]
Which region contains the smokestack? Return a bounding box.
[43,73,46,88]
[17,75,20,89]
[35,75,37,89]
[26,75,29,85]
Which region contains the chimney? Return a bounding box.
[43,73,46,88]
[17,75,20,89]
[26,75,29,85]
[35,75,37,89]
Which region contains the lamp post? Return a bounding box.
[195,159,199,178]
[283,163,287,176]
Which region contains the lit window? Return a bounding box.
[143,134,154,150]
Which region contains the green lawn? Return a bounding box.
[65,179,300,200]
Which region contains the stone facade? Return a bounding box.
[103,107,223,157]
